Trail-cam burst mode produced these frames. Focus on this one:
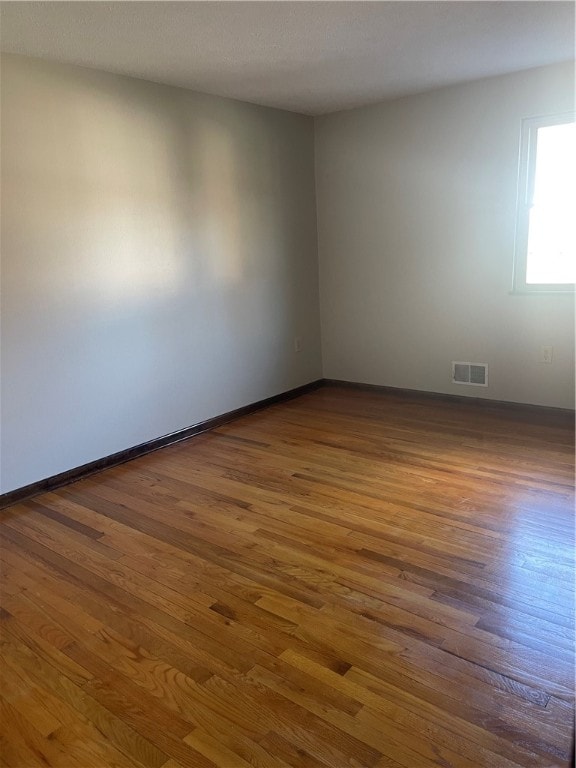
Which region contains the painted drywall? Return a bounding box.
[315,63,575,408]
[0,54,322,494]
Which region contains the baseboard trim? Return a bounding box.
[322,378,575,417]
[0,379,323,510]
[3,376,572,509]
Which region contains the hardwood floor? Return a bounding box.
[1,385,574,768]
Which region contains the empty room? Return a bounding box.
[0,1,574,766]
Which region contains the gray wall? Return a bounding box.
[2,56,574,494]
[315,63,575,408]
[0,54,322,493]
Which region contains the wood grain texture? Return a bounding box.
[1,386,574,767]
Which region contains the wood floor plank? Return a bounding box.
[1,386,574,767]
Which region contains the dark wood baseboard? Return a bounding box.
[0,379,323,510]
[322,378,575,420]
[3,376,572,509]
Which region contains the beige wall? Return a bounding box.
[0,54,322,493]
[315,63,575,408]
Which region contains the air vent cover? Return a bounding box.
[452,361,488,386]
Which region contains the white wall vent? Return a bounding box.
[452,361,488,387]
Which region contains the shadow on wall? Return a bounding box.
[166,96,311,394]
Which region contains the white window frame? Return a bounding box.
[512,112,575,294]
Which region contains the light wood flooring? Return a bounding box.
[1,385,574,767]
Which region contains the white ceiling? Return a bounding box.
[0,1,574,115]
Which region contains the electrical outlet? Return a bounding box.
[540,346,553,364]
[294,337,302,353]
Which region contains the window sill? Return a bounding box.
[509,289,575,295]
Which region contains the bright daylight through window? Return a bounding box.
[514,115,575,292]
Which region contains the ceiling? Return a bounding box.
[0,1,574,115]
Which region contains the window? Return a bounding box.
[513,113,575,293]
